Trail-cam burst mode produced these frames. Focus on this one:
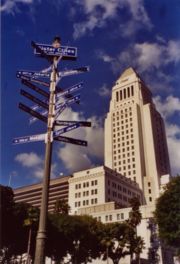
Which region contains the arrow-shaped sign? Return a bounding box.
[56,82,83,100]
[19,103,47,123]
[55,94,80,111]
[60,66,90,78]
[54,120,91,127]
[55,95,80,120]
[54,135,87,146]
[32,42,77,61]
[17,70,50,79]
[17,74,50,87]
[29,109,48,124]
[54,123,80,137]
[21,79,49,98]
[20,90,49,109]
[13,133,46,144]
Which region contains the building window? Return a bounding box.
[121,213,124,219]
[109,215,112,221]
[127,87,130,97]
[131,85,134,96]
[123,187,127,193]
[124,89,126,99]
[149,197,152,202]
[116,91,119,101]
[105,215,108,222]
[120,90,122,100]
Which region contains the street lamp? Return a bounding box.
[73,240,80,264]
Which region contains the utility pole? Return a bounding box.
[34,37,60,264]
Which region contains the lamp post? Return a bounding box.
[34,37,61,264]
[73,240,80,264]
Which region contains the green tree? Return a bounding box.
[54,198,70,214]
[126,197,144,263]
[46,213,102,263]
[155,176,180,255]
[0,185,14,249]
[100,222,130,264]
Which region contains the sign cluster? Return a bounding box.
[13,40,91,146]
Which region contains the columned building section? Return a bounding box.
[14,176,71,212]
[105,67,171,204]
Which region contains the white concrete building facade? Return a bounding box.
[68,166,143,215]
[105,67,171,204]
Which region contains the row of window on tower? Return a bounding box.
[116,86,134,102]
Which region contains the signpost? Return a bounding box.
[19,103,47,123]
[32,42,77,60]
[21,79,49,98]
[20,89,49,109]
[13,133,46,144]
[54,135,87,146]
[14,36,91,264]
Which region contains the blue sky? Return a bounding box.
[1,0,180,188]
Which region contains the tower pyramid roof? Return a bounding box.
[118,67,138,80]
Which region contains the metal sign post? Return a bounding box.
[34,55,57,264]
[14,36,91,264]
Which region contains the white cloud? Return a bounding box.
[166,124,180,176]
[97,39,180,83]
[58,145,93,172]
[98,84,111,97]
[153,95,180,119]
[166,40,180,64]
[15,152,43,167]
[57,108,104,172]
[73,0,152,39]
[0,0,33,14]
[134,42,163,71]
[15,152,58,180]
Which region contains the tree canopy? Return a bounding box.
[155,176,180,254]
[1,185,145,263]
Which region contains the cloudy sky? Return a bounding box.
[1,0,180,188]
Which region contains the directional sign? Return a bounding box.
[54,105,67,120]
[20,90,49,109]
[55,94,80,111]
[54,123,80,137]
[19,103,47,123]
[17,74,50,87]
[17,70,50,79]
[54,135,87,146]
[56,82,83,100]
[32,42,77,60]
[22,80,49,98]
[13,133,46,144]
[54,120,91,127]
[29,109,48,124]
[60,66,90,78]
